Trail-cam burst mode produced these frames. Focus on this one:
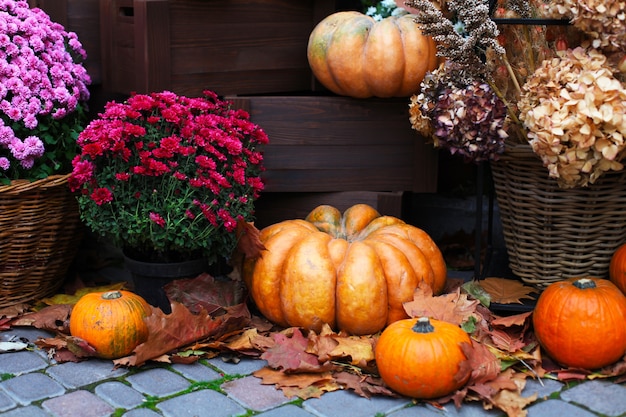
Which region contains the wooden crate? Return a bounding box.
[28,0,102,85]
[227,95,439,226]
[99,0,335,97]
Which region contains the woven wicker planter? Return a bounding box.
[490,142,626,288]
[0,174,83,306]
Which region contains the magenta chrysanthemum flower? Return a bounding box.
[70,90,268,264]
[0,0,90,181]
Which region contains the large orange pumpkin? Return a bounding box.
[243,204,447,335]
[609,243,626,294]
[375,317,471,399]
[69,290,152,359]
[532,277,626,369]
[307,11,439,98]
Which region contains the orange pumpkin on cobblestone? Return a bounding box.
[243,204,447,335]
[69,290,151,359]
[375,317,471,399]
[609,243,626,294]
[532,277,626,369]
[307,11,439,98]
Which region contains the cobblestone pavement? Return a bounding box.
[0,327,625,417]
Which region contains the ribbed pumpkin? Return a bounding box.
[375,317,471,399]
[307,11,439,98]
[532,277,626,369]
[69,290,151,359]
[243,204,447,335]
[609,243,626,294]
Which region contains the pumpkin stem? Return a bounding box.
[573,278,597,290]
[412,317,434,333]
[101,291,123,300]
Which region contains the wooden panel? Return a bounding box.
[227,95,439,193]
[99,0,336,96]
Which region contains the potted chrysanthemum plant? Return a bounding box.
[0,0,91,306]
[68,90,268,310]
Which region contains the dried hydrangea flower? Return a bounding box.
[519,46,626,188]
[546,0,626,52]
[409,64,508,163]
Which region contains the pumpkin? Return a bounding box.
[609,243,626,294]
[69,290,152,359]
[243,203,447,335]
[307,11,439,98]
[532,277,626,369]
[375,317,471,399]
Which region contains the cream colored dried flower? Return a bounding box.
[519,46,626,188]
[546,0,626,51]
[409,94,434,139]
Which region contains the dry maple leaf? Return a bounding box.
[403,284,479,326]
[253,367,340,399]
[478,277,537,304]
[114,302,233,367]
[11,304,72,333]
[235,219,266,259]
[333,371,397,398]
[261,328,335,373]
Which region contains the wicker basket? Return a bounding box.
[490,142,626,288]
[0,174,83,306]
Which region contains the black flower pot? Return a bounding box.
[124,255,208,314]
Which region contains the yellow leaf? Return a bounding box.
[478,278,537,304]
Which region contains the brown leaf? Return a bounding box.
[0,303,29,319]
[253,367,340,399]
[491,311,533,327]
[261,328,333,373]
[113,302,230,367]
[403,284,479,326]
[334,371,398,398]
[11,304,72,333]
[235,220,266,259]
[164,273,245,315]
[479,278,537,304]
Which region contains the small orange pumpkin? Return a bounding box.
[243,204,447,336]
[375,317,471,399]
[307,11,439,98]
[609,243,626,294]
[69,290,151,359]
[532,277,626,369]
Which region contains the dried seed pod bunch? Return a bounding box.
[518,46,626,188]
[410,63,508,162]
[545,0,626,52]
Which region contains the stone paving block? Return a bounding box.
[41,390,113,417]
[95,381,146,409]
[386,404,442,417]
[126,367,191,397]
[560,380,626,417]
[526,399,597,417]
[0,405,52,417]
[302,389,412,417]
[206,356,267,376]
[0,373,65,406]
[171,362,221,382]
[156,389,247,417]
[255,404,318,417]
[0,389,16,412]
[46,359,127,389]
[0,328,55,344]
[424,402,505,416]
[222,375,291,411]
[522,378,564,400]
[0,351,48,375]
[122,409,162,417]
